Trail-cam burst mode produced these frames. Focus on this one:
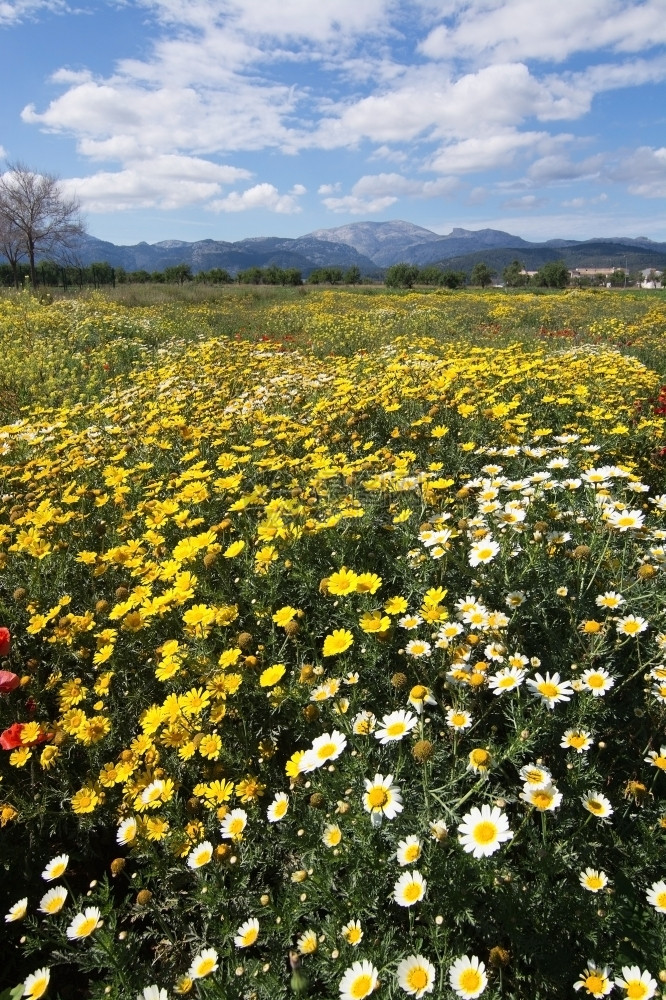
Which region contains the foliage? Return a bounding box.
[470,263,495,288]
[0,289,666,998]
[385,263,420,289]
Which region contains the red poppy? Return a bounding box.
[0,670,20,693]
[0,722,25,749]
[0,628,10,657]
[0,721,49,749]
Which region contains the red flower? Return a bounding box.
[0,722,25,749]
[0,628,10,656]
[0,721,49,749]
[0,671,20,694]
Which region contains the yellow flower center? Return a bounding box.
[411,685,428,700]
[532,791,552,810]
[228,818,244,833]
[586,876,604,890]
[386,723,406,737]
[656,891,666,908]
[538,682,559,698]
[198,958,216,976]
[569,734,587,748]
[626,982,648,1000]
[243,928,258,946]
[79,916,98,937]
[350,974,374,999]
[367,787,388,808]
[407,968,429,991]
[460,969,482,992]
[317,742,337,759]
[585,974,605,993]
[404,845,420,862]
[587,674,604,688]
[470,749,491,768]
[587,799,603,814]
[473,821,497,844]
[450,713,467,727]
[403,881,422,902]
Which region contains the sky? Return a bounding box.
[1,0,665,247]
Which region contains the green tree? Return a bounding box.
[470,262,495,287]
[503,260,530,287]
[238,267,263,284]
[385,262,419,289]
[419,265,443,285]
[164,263,192,284]
[534,260,570,288]
[440,270,466,289]
[343,265,361,285]
[200,268,232,284]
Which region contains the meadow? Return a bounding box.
[1,286,666,1000]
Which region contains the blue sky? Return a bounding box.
[1,0,665,246]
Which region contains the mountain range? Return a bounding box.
[68,221,666,277]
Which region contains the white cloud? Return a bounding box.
[0,0,68,25]
[527,153,604,184]
[320,171,459,213]
[419,0,666,64]
[209,182,305,213]
[501,194,548,210]
[610,146,666,198]
[320,193,398,214]
[61,155,251,212]
[428,131,551,175]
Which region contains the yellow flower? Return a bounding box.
[223,540,245,558]
[71,785,101,815]
[326,567,358,595]
[260,664,286,687]
[198,733,222,759]
[323,629,354,657]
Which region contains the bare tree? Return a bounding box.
[0,213,26,289]
[0,161,85,287]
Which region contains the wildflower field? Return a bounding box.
[1,287,666,1000]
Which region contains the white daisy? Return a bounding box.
[488,666,525,694]
[393,870,426,907]
[5,897,27,922]
[396,954,436,998]
[375,709,418,744]
[267,792,289,822]
[574,961,613,997]
[614,966,657,1000]
[117,817,138,845]
[526,672,574,709]
[66,906,102,940]
[22,968,51,1000]
[339,960,379,1000]
[581,791,613,819]
[300,730,347,772]
[646,880,666,913]
[187,840,213,870]
[579,869,608,892]
[396,835,422,866]
[449,955,488,999]
[234,917,259,948]
[189,947,219,978]
[42,853,69,881]
[458,805,512,858]
[38,886,68,915]
[220,808,248,839]
[362,773,403,827]
[580,668,615,697]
